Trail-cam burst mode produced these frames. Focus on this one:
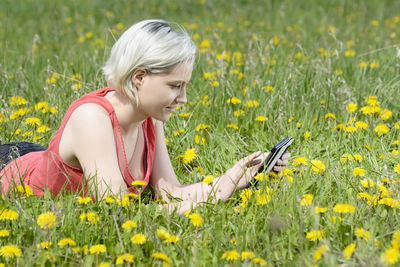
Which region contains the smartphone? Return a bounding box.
[250,136,294,189]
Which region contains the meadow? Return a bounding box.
[1,0,400,265]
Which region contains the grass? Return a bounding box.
[1,0,400,266]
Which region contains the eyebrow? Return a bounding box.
[168,80,186,84]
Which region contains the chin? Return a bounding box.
[153,113,171,122]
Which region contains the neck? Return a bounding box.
[108,90,147,133]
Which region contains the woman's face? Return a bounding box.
[136,62,193,122]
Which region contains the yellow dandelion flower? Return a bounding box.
[346,102,357,113]
[151,252,171,263]
[254,173,266,181]
[360,179,375,188]
[355,228,371,241]
[195,124,210,131]
[37,212,57,229]
[374,123,390,136]
[34,102,49,113]
[0,245,22,258]
[227,123,239,130]
[345,50,355,57]
[166,235,180,243]
[355,121,368,130]
[58,238,76,247]
[234,109,245,116]
[104,195,116,204]
[255,115,267,121]
[245,100,259,108]
[240,188,253,202]
[345,126,357,132]
[221,250,240,261]
[314,206,328,213]
[9,96,27,106]
[381,247,399,265]
[300,194,314,206]
[10,108,30,119]
[182,148,196,164]
[189,212,203,226]
[394,164,400,174]
[304,131,310,140]
[343,243,356,260]
[0,229,10,237]
[173,129,184,136]
[199,39,210,49]
[131,233,146,245]
[80,212,100,224]
[379,198,400,208]
[353,154,363,162]
[0,209,19,221]
[314,244,328,261]
[25,117,41,126]
[333,124,345,131]
[264,85,274,92]
[253,257,267,266]
[89,244,106,255]
[119,193,138,207]
[122,220,137,230]
[131,180,147,187]
[340,154,354,163]
[194,135,206,145]
[241,251,255,260]
[15,184,33,196]
[311,160,326,173]
[353,167,366,177]
[333,203,355,213]
[37,125,50,133]
[36,241,52,250]
[380,109,392,121]
[306,230,325,241]
[227,97,241,104]
[77,196,92,204]
[293,156,308,166]
[116,253,134,264]
[202,175,215,184]
[325,113,336,120]
[256,192,269,205]
[156,229,170,240]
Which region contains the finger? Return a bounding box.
[276,159,289,166]
[281,153,291,160]
[273,166,284,172]
[242,151,262,165]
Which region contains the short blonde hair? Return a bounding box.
[102,19,197,104]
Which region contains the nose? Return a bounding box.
[176,87,187,104]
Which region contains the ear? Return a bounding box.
[131,68,147,89]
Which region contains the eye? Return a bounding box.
[169,84,181,89]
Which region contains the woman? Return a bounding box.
[0,19,289,214]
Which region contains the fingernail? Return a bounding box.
[248,159,262,167]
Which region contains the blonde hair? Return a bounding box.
[102,19,197,104]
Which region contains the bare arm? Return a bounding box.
[68,103,128,197]
[150,120,271,215]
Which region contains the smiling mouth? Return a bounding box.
[166,106,177,112]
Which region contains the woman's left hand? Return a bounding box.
[272,152,291,172]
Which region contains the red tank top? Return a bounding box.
[0,88,156,197]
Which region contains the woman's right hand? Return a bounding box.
[222,151,270,191]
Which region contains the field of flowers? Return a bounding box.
[1,0,400,265]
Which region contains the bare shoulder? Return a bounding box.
[68,103,111,131]
[59,103,114,168]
